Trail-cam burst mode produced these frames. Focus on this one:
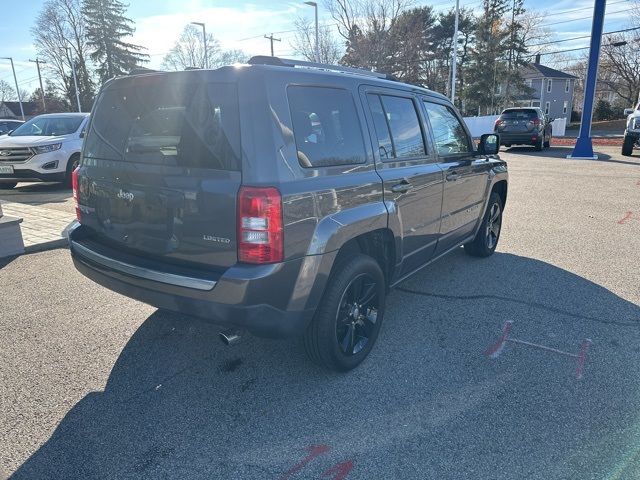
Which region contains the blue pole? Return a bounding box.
[569,0,607,159]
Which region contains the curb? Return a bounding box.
[24,238,69,254]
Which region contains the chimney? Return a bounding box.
[535,54,541,65]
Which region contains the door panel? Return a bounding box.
[361,88,444,276]
[422,100,491,253]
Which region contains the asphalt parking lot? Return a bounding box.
[1,145,639,479]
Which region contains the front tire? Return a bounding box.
[622,134,634,156]
[303,254,386,371]
[0,182,17,190]
[464,192,503,258]
[64,153,80,188]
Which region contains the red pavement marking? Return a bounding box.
[280,445,330,480]
[617,211,634,224]
[322,460,354,480]
[636,180,640,186]
[484,321,513,358]
[575,339,592,380]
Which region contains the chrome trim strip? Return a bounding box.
[71,240,217,291]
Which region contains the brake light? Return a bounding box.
[72,166,81,222]
[532,118,541,126]
[494,119,504,128]
[237,186,283,264]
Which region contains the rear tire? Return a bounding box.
[622,134,634,156]
[303,254,386,372]
[64,154,80,188]
[464,192,503,258]
[0,182,17,190]
[534,136,544,151]
[544,133,551,148]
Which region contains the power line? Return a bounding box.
[540,8,629,27]
[530,26,640,48]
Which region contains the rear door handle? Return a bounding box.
[446,171,460,181]
[391,181,413,193]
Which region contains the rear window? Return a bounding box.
[84,78,241,171]
[288,86,366,168]
[500,109,538,120]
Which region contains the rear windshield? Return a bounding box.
[500,109,538,120]
[84,77,241,170]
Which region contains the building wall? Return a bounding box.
[0,104,17,119]
[539,78,574,121]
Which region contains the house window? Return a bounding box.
[547,79,552,93]
[545,101,550,115]
[563,101,568,115]
[565,79,570,93]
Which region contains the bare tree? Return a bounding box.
[31,0,94,110]
[0,80,16,102]
[291,17,342,64]
[162,25,248,71]
[599,32,640,107]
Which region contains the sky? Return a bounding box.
[0,0,635,96]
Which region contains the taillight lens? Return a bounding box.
[532,118,541,126]
[494,119,503,128]
[237,186,283,264]
[71,166,81,221]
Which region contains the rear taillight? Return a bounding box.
[237,186,283,264]
[532,118,541,126]
[494,119,504,128]
[71,166,81,222]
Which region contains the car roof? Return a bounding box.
[30,113,89,119]
[0,118,23,122]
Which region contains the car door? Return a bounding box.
[360,87,444,278]
[422,99,491,254]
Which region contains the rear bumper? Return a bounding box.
[0,169,66,183]
[497,132,540,145]
[69,223,334,338]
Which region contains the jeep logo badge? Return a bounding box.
[117,189,134,202]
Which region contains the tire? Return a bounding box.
[544,132,551,149]
[303,254,386,371]
[0,182,17,190]
[534,136,544,151]
[622,134,634,157]
[64,153,81,188]
[464,192,503,258]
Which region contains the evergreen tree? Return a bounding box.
[465,0,510,114]
[502,0,530,109]
[82,0,148,83]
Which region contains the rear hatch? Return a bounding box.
[79,72,242,270]
[496,109,538,133]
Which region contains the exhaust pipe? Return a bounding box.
[219,329,242,346]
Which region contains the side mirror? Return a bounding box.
[478,133,499,155]
[79,131,85,138]
[624,108,634,115]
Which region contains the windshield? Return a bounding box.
[10,116,84,137]
[500,109,538,120]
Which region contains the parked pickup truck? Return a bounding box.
[623,104,640,156]
[68,56,508,371]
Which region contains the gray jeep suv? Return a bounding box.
[68,56,508,371]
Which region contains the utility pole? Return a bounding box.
[29,58,47,112]
[264,34,281,57]
[450,0,460,106]
[66,48,82,112]
[190,22,207,68]
[304,1,319,62]
[0,57,24,120]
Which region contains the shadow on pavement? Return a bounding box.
[0,183,71,206]
[11,251,640,479]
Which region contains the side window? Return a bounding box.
[423,102,471,156]
[366,94,393,160]
[288,86,366,168]
[368,94,426,160]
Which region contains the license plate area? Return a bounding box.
[0,165,14,174]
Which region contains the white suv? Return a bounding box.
[623,104,640,157]
[0,113,90,189]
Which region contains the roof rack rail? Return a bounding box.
[247,56,397,81]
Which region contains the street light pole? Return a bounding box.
[29,58,47,112]
[450,0,460,106]
[304,1,319,63]
[1,57,24,120]
[66,48,82,112]
[191,22,208,69]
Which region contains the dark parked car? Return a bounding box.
[494,107,552,151]
[0,119,23,136]
[68,56,508,371]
